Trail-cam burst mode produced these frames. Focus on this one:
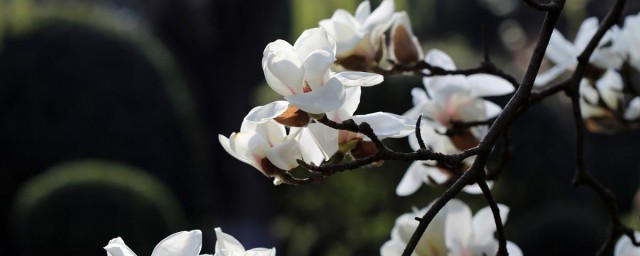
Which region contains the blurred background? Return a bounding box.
[2,0,640,255]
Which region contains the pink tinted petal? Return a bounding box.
[285,77,346,114]
[302,50,335,90]
[264,51,304,96]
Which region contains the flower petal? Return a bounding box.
[219,133,266,174]
[285,77,346,114]
[445,200,473,250]
[534,63,570,86]
[361,0,394,34]
[466,74,515,97]
[104,237,138,256]
[614,232,640,256]
[327,86,361,122]
[265,138,301,170]
[352,112,415,139]
[424,49,456,70]
[596,69,623,110]
[506,241,524,256]
[333,71,384,87]
[380,239,406,256]
[294,28,337,59]
[302,50,335,90]
[472,204,509,245]
[625,97,640,120]
[151,230,202,256]
[574,17,599,52]
[396,161,429,196]
[264,51,304,96]
[307,122,339,159]
[244,101,290,123]
[354,0,371,24]
[484,100,503,119]
[546,29,578,66]
[215,228,246,254]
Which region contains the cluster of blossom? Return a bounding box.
[213,0,640,255]
[104,227,275,256]
[217,0,525,255]
[535,13,640,133]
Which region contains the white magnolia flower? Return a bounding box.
[579,69,625,133]
[263,28,383,114]
[389,11,423,65]
[214,228,276,256]
[105,230,212,256]
[218,118,302,179]
[535,17,624,86]
[615,13,640,71]
[404,49,513,150]
[319,0,395,68]
[380,199,522,256]
[396,126,492,196]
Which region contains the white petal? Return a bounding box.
[546,29,578,65]
[294,28,337,58]
[244,101,290,123]
[484,100,503,119]
[534,64,570,86]
[625,97,640,120]
[575,17,599,52]
[214,228,246,254]
[302,50,335,90]
[424,49,456,70]
[264,51,304,96]
[354,0,371,24]
[595,69,623,110]
[361,0,394,34]
[472,204,509,245]
[580,79,600,105]
[327,86,361,122]
[614,232,640,256]
[292,127,325,166]
[151,230,202,256]
[506,241,524,256]
[307,122,339,159]
[320,12,361,56]
[445,200,473,250]
[244,248,277,256]
[219,133,265,173]
[380,239,406,256]
[265,139,301,170]
[262,40,293,64]
[242,119,287,146]
[285,77,346,114]
[396,161,429,196]
[333,71,384,87]
[460,180,492,194]
[466,74,515,97]
[411,87,429,107]
[104,237,138,256]
[352,112,415,139]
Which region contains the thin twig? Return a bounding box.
[478,176,507,256]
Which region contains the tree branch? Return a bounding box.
[478,176,507,256]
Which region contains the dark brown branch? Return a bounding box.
[401,2,565,255]
[415,115,427,150]
[478,176,507,256]
[523,0,562,11]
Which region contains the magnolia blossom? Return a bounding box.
[615,13,640,71]
[614,232,640,256]
[579,69,625,133]
[104,230,211,256]
[380,199,522,256]
[404,49,514,150]
[396,126,492,196]
[218,118,302,181]
[214,228,276,256]
[262,28,383,114]
[535,17,624,86]
[625,97,640,121]
[319,0,394,69]
[389,11,423,65]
